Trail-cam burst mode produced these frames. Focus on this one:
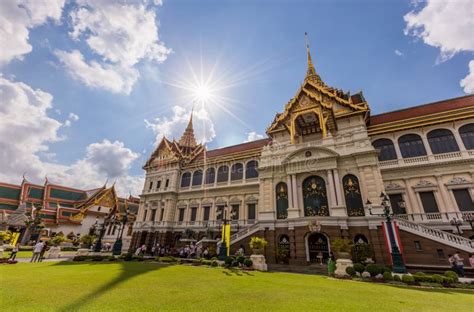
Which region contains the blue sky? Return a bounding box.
[1,0,473,195]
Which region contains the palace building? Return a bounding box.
[130,43,474,267]
[0,179,139,249]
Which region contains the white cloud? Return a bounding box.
[145,106,216,145]
[55,50,139,94]
[245,131,264,142]
[68,112,79,121]
[460,60,474,94]
[0,77,143,196]
[394,49,403,56]
[0,0,65,65]
[404,0,474,62]
[54,0,171,94]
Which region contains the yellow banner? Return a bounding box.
[11,232,20,246]
[221,224,231,256]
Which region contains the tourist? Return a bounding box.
[140,244,147,255]
[203,247,209,259]
[448,254,456,273]
[238,245,245,256]
[453,251,465,277]
[469,254,474,268]
[327,252,336,276]
[39,241,48,262]
[30,241,44,263]
[9,243,20,260]
[135,246,142,256]
[196,244,202,258]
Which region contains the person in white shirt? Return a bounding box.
[453,251,465,277]
[30,241,44,263]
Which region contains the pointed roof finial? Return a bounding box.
[178,108,197,148]
[304,32,325,86]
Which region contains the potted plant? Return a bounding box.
[249,237,268,255]
[276,246,290,264]
[331,237,353,259]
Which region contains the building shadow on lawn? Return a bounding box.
[53,261,164,311]
[381,282,474,295]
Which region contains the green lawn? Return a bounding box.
[0,262,472,312]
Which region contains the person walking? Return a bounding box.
[9,243,20,260]
[448,254,457,274]
[469,254,474,268]
[39,241,48,262]
[30,241,44,263]
[453,251,465,277]
[327,252,336,276]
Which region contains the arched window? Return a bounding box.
[372,139,397,161]
[276,182,288,219]
[427,129,459,154]
[180,172,191,187]
[302,176,328,216]
[343,174,365,216]
[245,160,259,179]
[204,168,215,184]
[231,163,243,181]
[192,170,203,186]
[354,234,368,244]
[216,165,229,183]
[277,235,290,263]
[459,123,474,150]
[398,134,427,158]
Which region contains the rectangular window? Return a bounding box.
[389,194,406,214]
[156,180,162,189]
[452,189,474,211]
[414,241,422,251]
[178,208,185,222]
[160,208,164,221]
[419,191,439,213]
[150,209,157,221]
[203,206,210,221]
[190,207,197,222]
[127,225,133,236]
[216,205,224,220]
[165,179,169,188]
[143,209,148,221]
[247,203,256,220]
[436,249,445,259]
[148,181,153,190]
[231,204,239,220]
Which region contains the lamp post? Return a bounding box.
[112,209,129,255]
[366,192,407,273]
[450,217,463,234]
[462,214,473,230]
[93,211,112,253]
[218,204,236,260]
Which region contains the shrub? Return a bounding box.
[159,257,177,263]
[80,235,96,248]
[192,259,201,265]
[413,273,430,283]
[249,237,268,250]
[50,234,67,246]
[237,256,246,264]
[346,266,356,276]
[443,277,455,284]
[132,255,144,262]
[122,253,133,261]
[393,275,401,282]
[444,270,459,282]
[107,256,117,261]
[351,243,372,263]
[224,256,234,266]
[402,274,415,283]
[211,260,218,267]
[366,264,383,277]
[243,258,253,268]
[430,274,444,284]
[382,267,392,274]
[331,238,353,254]
[92,255,104,261]
[231,260,239,267]
[0,230,12,243]
[353,263,365,274]
[201,260,212,266]
[383,271,393,281]
[73,256,87,261]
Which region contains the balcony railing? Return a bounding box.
[134,219,257,229]
[379,150,472,169]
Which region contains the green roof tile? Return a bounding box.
[0,186,20,200]
[28,188,44,199]
[0,203,18,211]
[50,188,87,201]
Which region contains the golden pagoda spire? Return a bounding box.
[304,32,325,87]
[178,108,197,148]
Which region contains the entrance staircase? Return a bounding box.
[395,217,474,253]
[230,223,261,246]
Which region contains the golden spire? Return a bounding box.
[304,32,325,87]
[178,108,197,148]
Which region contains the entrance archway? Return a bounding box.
[306,233,330,263]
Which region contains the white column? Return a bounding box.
[327,169,337,207]
[452,130,466,151]
[435,175,452,213]
[420,134,432,156]
[286,175,294,209]
[333,169,343,206]
[292,174,298,208]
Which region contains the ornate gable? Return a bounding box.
[267,35,369,143]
